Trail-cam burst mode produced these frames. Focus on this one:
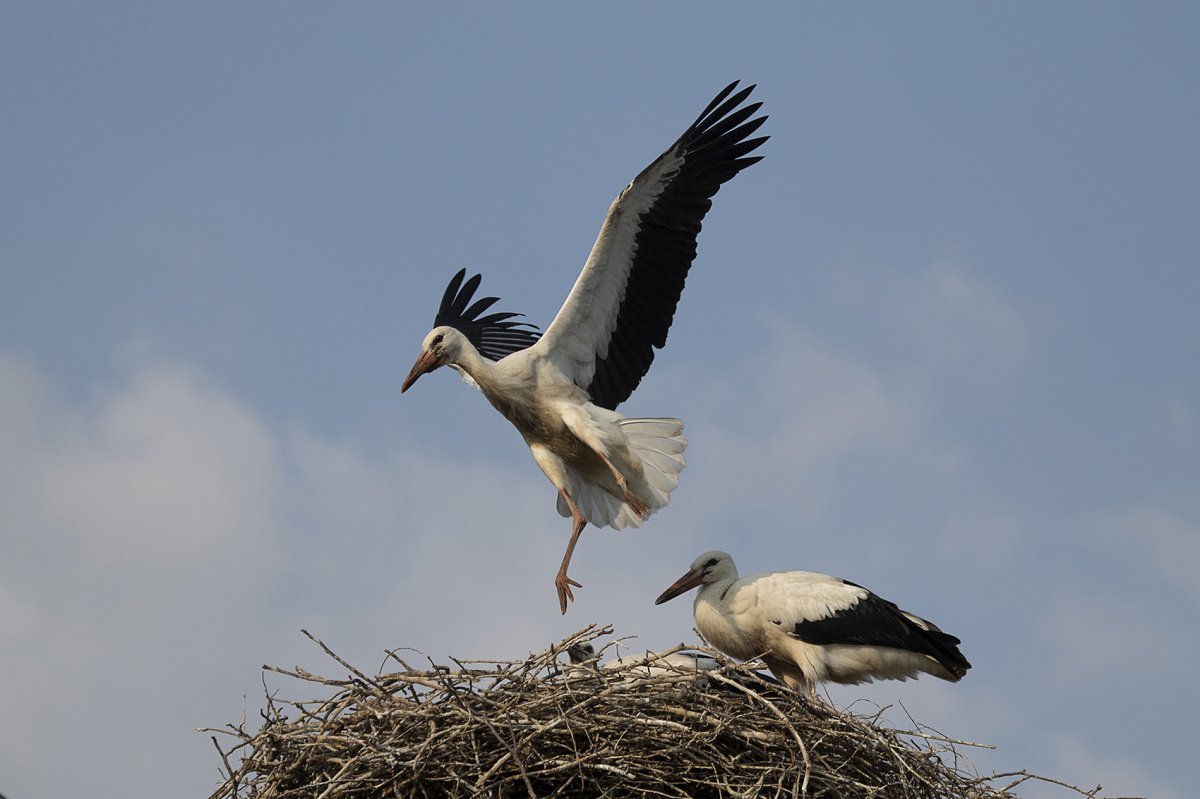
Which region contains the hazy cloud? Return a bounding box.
[675,321,926,507]
[0,351,287,797]
[1099,505,1200,606]
[1165,388,1195,435]
[1045,731,1184,799]
[888,262,1030,381]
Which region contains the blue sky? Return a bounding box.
[2,4,1197,798]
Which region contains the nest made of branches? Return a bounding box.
[204,625,1099,799]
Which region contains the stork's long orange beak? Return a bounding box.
[401,349,443,393]
[654,567,705,605]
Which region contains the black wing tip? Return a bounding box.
[908,614,972,679]
[431,269,541,360]
[433,269,488,325]
[686,80,757,133]
[676,81,769,165]
[933,632,972,679]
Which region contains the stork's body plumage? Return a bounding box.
[565,641,719,682]
[655,551,971,698]
[402,83,768,612]
[565,641,782,691]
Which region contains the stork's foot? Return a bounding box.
[600,454,652,520]
[802,682,827,705]
[555,572,583,614]
[623,488,651,519]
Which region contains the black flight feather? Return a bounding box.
[586,80,768,410]
[433,268,541,362]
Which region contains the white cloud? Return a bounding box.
[1096,505,1200,606]
[931,505,1027,573]
[1044,731,1183,799]
[1034,589,1168,687]
[645,319,984,584]
[0,351,287,798]
[888,262,1030,381]
[281,427,578,656]
[48,363,280,567]
[670,320,929,521]
[1165,388,1195,435]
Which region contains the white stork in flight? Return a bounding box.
[401,82,768,613]
[655,551,971,698]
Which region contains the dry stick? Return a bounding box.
[439,669,539,799]
[471,684,605,788]
[210,736,238,795]
[992,770,1104,798]
[707,670,813,795]
[302,628,389,699]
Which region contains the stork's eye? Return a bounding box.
[704,558,719,568]
[432,334,445,346]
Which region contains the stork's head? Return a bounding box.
[401,326,463,393]
[401,269,541,394]
[654,550,738,605]
[566,642,598,666]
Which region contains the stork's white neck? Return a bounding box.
[695,574,738,610]
[443,334,495,392]
[446,339,542,433]
[448,346,491,392]
[692,573,760,662]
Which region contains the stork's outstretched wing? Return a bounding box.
[537,81,768,410]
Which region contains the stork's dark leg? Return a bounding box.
[798,676,822,703]
[555,488,587,614]
[595,451,650,518]
[770,661,822,703]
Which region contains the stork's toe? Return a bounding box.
[555,573,582,614]
[624,489,651,518]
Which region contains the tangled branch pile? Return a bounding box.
[205,625,1098,799]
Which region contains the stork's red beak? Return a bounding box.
[655,567,705,605]
[401,349,443,393]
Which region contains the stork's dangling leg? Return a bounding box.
[555,488,587,614]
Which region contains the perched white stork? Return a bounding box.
[401,82,768,613]
[655,551,971,698]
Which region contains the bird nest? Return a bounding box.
[204,625,1099,799]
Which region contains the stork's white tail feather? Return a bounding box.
[621,418,686,505]
[555,418,686,530]
[558,480,638,530]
